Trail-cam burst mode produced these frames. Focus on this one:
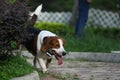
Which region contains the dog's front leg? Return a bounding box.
[46,58,52,68]
[33,55,47,73]
[36,50,48,73]
[39,58,48,73]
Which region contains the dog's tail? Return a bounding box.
[31,4,42,17]
[28,14,37,26]
[28,4,42,26]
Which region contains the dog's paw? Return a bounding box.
[45,71,49,74]
[42,69,49,74]
[43,70,49,74]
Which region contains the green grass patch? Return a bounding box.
[64,27,120,52]
[0,55,34,80]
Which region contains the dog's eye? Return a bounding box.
[55,44,60,48]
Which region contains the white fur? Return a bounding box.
[52,39,66,56]
[37,30,56,73]
[31,4,42,17]
[39,58,47,72]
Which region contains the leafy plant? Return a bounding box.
[0,0,29,56]
[28,0,118,11]
[0,56,34,80]
[35,22,74,36]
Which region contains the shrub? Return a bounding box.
[92,0,118,11]
[28,0,118,11]
[0,0,29,55]
[35,22,74,36]
[0,56,34,80]
[86,27,120,39]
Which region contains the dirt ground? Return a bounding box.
[41,75,59,80]
[27,59,120,80]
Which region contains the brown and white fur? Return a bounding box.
[19,4,67,73]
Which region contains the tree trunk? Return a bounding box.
[69,0,78,27]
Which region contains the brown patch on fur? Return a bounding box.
[61,38,65,46]
[41,36,60,53]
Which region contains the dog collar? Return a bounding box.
[46,49,53,57]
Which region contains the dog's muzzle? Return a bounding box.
[47,49,67,57]
[62,51,67,56]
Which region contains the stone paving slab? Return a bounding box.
[49,61,120,80]
[27,59,120,80]
[65,52,120,62]
[20,51,120,80]
[11,71,40,80]
[41,75,59,80]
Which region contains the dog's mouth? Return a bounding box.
[52,50,62,65]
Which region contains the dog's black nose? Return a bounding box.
[62,52,67,56]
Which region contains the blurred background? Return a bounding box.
[28,0,119,27]
[1,0,120,52]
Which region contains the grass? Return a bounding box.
[0,55,47,80]
[64,27,120,52]
[0,55,34,80]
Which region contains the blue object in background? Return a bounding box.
[75,0,90,37]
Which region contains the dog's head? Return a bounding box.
[41,36,67,65]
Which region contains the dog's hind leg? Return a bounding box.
[33,55,42,70]
[33,56,37,68]
[36,56,41,68]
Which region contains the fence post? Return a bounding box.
[117,0,120,26]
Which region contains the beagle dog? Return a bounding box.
[37,30,67,73]
[20,4,67,73]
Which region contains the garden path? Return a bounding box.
[27,59,120,80]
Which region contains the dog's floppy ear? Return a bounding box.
[41,37,51,53]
